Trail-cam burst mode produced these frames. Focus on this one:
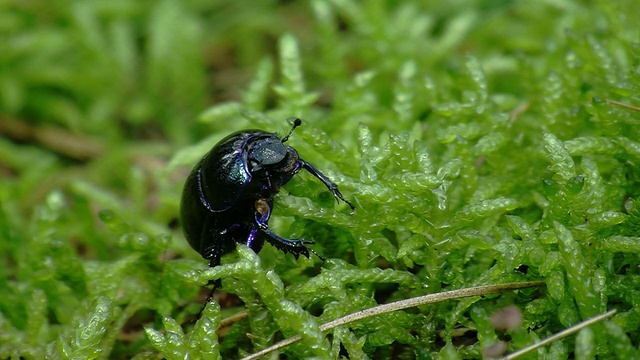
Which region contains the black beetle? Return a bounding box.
[180,118,354,312]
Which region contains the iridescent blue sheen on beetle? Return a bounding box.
[180,118,354,313]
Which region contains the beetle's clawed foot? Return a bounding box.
[269,237,309,254]
[283,239,325,263]
[342,197,356,213]
[330,186,356,213]
[307,247,325,262]
[261,229,324,262]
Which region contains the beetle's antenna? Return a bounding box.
[282,118,302,143]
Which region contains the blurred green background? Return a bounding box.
[1,0,639,359]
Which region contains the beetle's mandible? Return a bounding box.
[180,118,354,312]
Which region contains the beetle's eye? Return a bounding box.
[274,147,300,173]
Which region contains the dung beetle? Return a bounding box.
[180,118,354,313]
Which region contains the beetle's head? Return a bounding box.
[247,138,300,175]
[247,136,286,172]
[248,118,303,174]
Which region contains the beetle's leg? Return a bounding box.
[196,274,221,321]
[253,198,324,260]
[197,220,241,320]
[245,225,266,252]
[194,224,225,320]
[299,159,356,212]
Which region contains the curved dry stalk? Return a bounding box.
[239,280,545,360]
[219,309,249,328]
[605,99,640,112]
[501,309,616,360]
[0,116,104,160]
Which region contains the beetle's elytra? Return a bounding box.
[180,118,354,309]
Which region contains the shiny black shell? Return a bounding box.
[180,121,354,270]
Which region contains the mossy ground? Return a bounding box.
[1,1,639,359]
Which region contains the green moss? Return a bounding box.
[1,0,640,358]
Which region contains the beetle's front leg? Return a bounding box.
[253,198,318,259]
[299,159,355,212]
